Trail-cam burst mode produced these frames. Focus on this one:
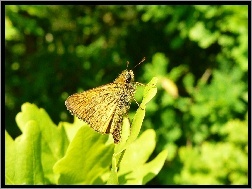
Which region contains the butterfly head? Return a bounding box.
[114,70,134,84]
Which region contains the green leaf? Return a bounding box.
[119,129,156,175]
[141,77,158,106]
[107,168,118,184]
[118,129,168,184]
[15,102,69,184]
[134,149,168,184]
[53,125,114,184]
[5,121,44,184]
[131,77,158,142]
[61,116,86,142]
[5,131,16,184]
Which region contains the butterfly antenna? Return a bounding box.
[133,57,146,70]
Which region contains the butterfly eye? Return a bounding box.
[125,73,132,83]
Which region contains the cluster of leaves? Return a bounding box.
[5,5,248,185]
[138,6,248,185]
[6,77,168,185]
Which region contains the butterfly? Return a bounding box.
[65,58,145,143]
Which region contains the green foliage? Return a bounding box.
[5,78,166,185]
[6,103,69,184]
[175,118,248,184]
[6,122,44,184]
[53,125,114,184]
[5,5,248,185]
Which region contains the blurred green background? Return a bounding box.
[5,5,248,185]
